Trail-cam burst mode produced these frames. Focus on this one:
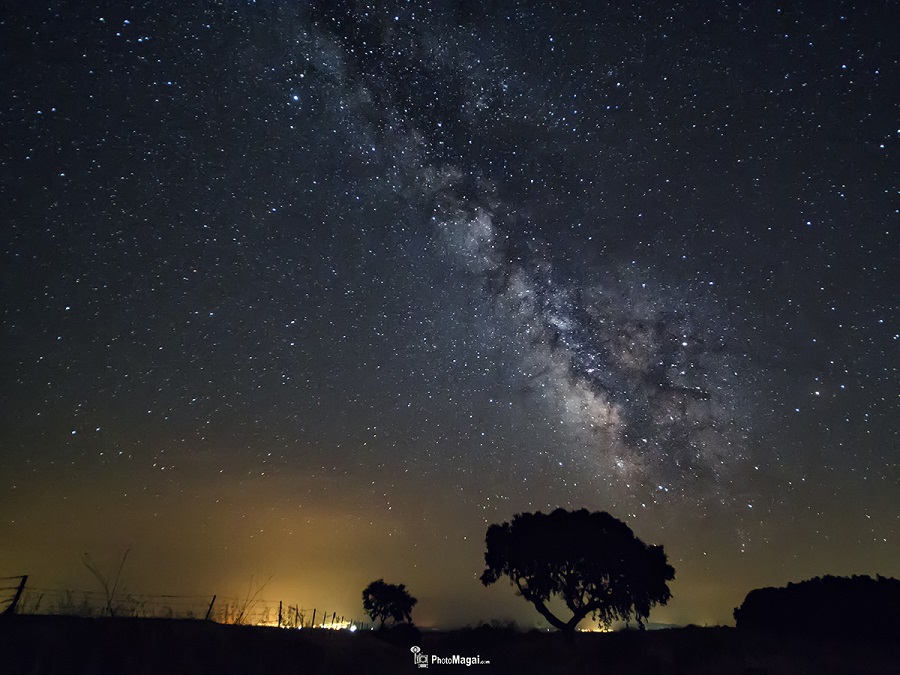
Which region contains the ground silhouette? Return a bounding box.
[2,616,897,674]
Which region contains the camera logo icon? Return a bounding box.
[410,645,429,668]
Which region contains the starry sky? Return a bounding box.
[2,1,897,628]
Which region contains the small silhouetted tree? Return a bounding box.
[481,508,674,638]
[362,579,417,629]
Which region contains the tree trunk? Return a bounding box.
[528,599,567,632]
[526,597,589,641]
[515,578,590,642]
[563,612,588,642]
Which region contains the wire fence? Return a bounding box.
[0,575,370,630]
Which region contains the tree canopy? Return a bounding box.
[362,579,417,629]
[480,508,674,636]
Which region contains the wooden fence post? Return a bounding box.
[204,594,216,621]
[278,600,282,628]
[311,608,316,628]
[1,575,28,617]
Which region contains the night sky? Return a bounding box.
[2,1,897,628]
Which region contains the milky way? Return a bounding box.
[308,4,750,486]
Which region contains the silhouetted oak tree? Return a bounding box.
[362,579,417,629]
[481,508,674,637]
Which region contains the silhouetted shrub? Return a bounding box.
[734,575,900,638]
